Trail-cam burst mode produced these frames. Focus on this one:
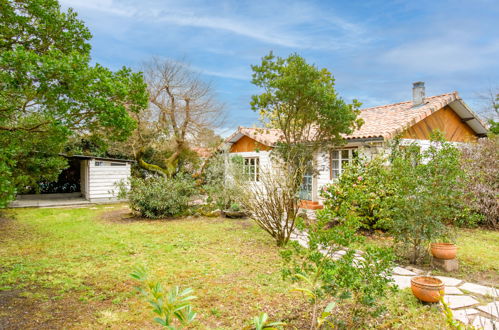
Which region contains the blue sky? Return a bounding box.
[60,0,499,135]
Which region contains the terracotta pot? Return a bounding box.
[411,276,444,303]
[430,243,457,260]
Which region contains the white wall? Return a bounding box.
[80,160,89,199]
[315,141,386,202]
[87,160,131,202]
[225,150,274,191]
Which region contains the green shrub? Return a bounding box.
[120,175,196,218]
[204,154,244,211]
[282,207,395,328]
[380,134,466,263]
[229,203,241,212]
[320,157,392,231]
[131,267,197,328]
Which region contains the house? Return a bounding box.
[223,82,488,209]
[10,155,132,207]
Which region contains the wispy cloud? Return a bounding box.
[60,0,499,129]
[61,0,368,50]
[380,39,499,74]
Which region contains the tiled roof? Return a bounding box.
[348,92,460,140]
[191,147,213,158]
[239,127,283,145]
[228,92,475,145]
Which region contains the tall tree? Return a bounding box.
[241,52,362,245]
[251,52,362,148]
[126,58,224,177]
[0,0,148,207]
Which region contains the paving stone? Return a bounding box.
[435,276,463,287]
[405,266,425,274]
[444,295,479,309]
[460,283,499,298]
[393,266,416,276]
[477,302,499,318]
[335,250,347,256]
[472,316,499,330]
[453,308,479,325]
[392,275,412,289]
[295,238,308,248]
[445,286,464,295]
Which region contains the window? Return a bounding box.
[110,162,126,166]
[243,157,260,181]
[330,149,357,179]
[95,161,104,166]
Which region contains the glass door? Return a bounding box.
[299,172,313,200]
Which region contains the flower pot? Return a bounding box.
[222,210,246,219]
[411,276,444,303]
[430,243,457,260]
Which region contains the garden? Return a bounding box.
[1,3,498,327]
[0,205,472,329]
[1,133,497,329]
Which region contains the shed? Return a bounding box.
[72,155,132,202]
[11,155,132,207]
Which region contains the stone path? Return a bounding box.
[290,211,499,329]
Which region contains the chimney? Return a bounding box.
[412,81,425,106]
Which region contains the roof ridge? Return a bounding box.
[361,92,457,112]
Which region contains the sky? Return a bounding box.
[59,0,499,135]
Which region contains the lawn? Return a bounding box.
[360,228,499,286]
[0,205,450,329]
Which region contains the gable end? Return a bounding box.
[402,106,478,142]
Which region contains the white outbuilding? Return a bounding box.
[10,155,132,207]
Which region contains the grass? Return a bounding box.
[359,228,499,286]
[444,228,499,285]
[0,205,451,329]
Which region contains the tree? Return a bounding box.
[242,52,362,245]
[124,58,224,177]
[0,0,148,207]
[193,127,223,149]
[251,52,362,148]
[238,162,302,246]
[381,134,465,264]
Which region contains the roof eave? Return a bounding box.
[448,100,489,135]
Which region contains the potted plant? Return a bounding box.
[222,203,246,219]
[411,276,444,303]
[430,231,457,260]
[430,242,457,260]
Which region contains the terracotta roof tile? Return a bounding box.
[191,147,213,158]
[228,92,466,145]
[347,92,459,139]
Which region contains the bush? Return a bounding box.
[320,157,392,231]
[120,175,196,218]
[282,206,395,328]
[321,133,468,264]
[203,154,243,211]
[381,134,465,263]
[460,136,499,229]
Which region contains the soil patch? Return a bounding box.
[0,289,96,330]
